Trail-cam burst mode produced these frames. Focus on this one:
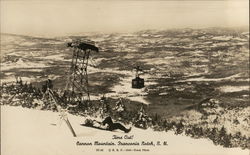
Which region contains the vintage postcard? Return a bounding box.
[0,0,249,155]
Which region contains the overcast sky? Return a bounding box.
[1,0,249,36]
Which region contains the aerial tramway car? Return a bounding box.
[132,66,145,89]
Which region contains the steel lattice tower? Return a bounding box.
[65,40,99,102]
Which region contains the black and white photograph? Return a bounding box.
[0,0,249,155]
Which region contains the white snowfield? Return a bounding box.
[1,106,249,155]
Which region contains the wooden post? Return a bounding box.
[64,118,77,137]
[42,86,77,137]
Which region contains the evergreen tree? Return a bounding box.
[211,127,219,144]
[219,126,226,140]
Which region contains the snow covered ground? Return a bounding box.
[1,58,48,72]
[1,106,249,155]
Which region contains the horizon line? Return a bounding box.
[1,26,249,38]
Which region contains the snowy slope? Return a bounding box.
[1,106,248,155]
